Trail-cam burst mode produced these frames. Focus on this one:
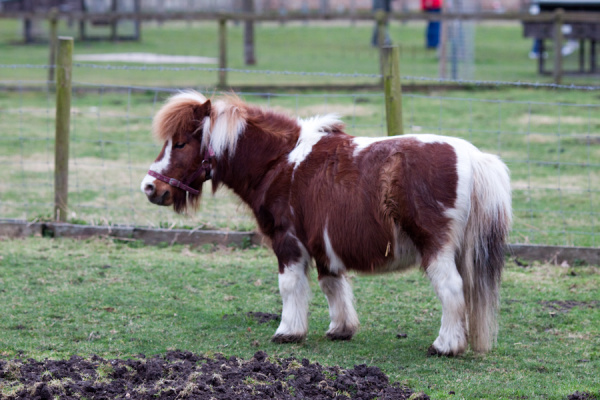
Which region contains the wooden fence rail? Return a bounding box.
[0,10,598,23]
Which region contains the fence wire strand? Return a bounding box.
[0,64,599,247]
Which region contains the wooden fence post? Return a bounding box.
[54,37,73,222]
[438,3,448,79]
[375,10,386,85]
[553,8,564,85]
[376,10,386,48]
[381,46,404,137]
[218,18,228,89]
[243,0,256,65]
[48,8,58,85]
[110,0,118,41]
[133,0,141,41]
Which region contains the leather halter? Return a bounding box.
[148,147,215,196]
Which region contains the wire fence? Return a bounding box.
[0,62,599,248]
[2,18,599,88]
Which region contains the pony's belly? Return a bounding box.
[374,248,419,273]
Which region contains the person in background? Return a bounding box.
[421,0,442,49]
[371,0,393,47]
[527,2,578,59]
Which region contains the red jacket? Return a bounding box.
[421,0,442,10]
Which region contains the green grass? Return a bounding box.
[0,237,599,399]
[1,20,599,246]
[1,19,599,87]
[1,87,599,246]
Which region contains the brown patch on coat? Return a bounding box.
[376,139,458,267]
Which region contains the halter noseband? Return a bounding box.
[148,147,215,196]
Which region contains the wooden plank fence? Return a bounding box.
[1,220,599,265]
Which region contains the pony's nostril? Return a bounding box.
[144,183,155,197]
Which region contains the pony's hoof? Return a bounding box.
[271,334,305,344]
[326,331,354,341]
[427,345,456,357]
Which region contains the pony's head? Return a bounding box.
[141,91,213,214]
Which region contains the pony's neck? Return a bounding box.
[213,110,301,212]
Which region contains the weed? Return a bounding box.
[96,362,115,379]
[2,360,22,380]
[177,382,198,398]
[0,382,24,398]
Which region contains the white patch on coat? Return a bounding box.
[274,242,311,339]
[140,139,172,192]
[323,226,346,275]
[319,274,359,337]
[426,247,468,355]
[352,135,399,157]
[288,114,342,169]
[353,133,470,158]
[442,139,474,251]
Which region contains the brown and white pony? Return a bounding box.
[141,91,512,356]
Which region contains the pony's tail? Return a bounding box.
[460,152,512,353]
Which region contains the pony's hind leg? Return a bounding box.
[425,246,468,356]
[319,273,360,340]
[272,259,311,343]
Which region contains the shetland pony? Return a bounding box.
[141,91,512,356]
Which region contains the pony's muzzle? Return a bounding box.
[144,182,171,206]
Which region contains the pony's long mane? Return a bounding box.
[153,91,208,142]
[154,91,304,160]
[203,94,301,159]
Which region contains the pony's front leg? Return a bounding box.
[426,248,468,356]
[318,273,359,340]
[272,237,311,343]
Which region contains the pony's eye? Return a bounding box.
[174,142,186,149]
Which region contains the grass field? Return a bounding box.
[1,16,599,400]
[1,19,599,247]
[1,18,599,87]
[1,87,599,246]
[0,237,599,399]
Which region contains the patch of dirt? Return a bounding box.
[0,351,424,400]
[568,391,599,400]
[540,300,600,314]
[246,311,280,324]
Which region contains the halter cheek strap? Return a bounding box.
[148,146,215,196]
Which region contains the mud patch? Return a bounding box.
[540,300,600,314]
[568,391,599,400]
[247,311,280,324]
[0,351,422,399]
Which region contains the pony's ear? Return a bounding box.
[194,99,211,121]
